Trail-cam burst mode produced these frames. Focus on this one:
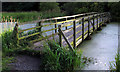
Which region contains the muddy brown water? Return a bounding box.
[77,22,118,70]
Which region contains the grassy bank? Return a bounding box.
[2,11,66,23]
[1,28,87,71]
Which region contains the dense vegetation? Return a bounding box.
[2,2,120,22]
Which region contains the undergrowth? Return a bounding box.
[41,40,85,71]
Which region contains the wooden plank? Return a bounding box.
[76,35,82,42]
[71,35,82,45]
[84,30,88,35]
[18,31,41,40]
[18,26,42,33]
[58,25,74,51]
[76,38,82,47]
[84,33,88,39]
[56,19,75,25]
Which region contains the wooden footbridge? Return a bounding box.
[13,12,111,51]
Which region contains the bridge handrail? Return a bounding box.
[12,12,111,45]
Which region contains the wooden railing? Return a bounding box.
[12,12,111,47]
[58,12,111,50]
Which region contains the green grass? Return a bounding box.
[110,52,120,72]
[2,11,66,23]
[41,40,85,71]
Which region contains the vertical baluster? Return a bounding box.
[73,20,76,48]
[82,18,84,42]
[55,19,57,33]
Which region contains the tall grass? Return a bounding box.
[41,40,85,71]
[110,52,120,72]
[2,11,66,23]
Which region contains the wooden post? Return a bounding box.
[97,15,98,29]
[82,18,84,42]
[102,14,104,25]
[55,19,57,33]
[58,25,62,47]
[73,20,76,49]
[99,14,101,27]
[88,17,90,37]
[97,14,102,31]
[13,23,19,46]
[65,26,67,30]
[66,18,67,30]
[92,15,95,31]
[37,21,42,36]
[38,21,42,32]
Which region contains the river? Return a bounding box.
[77,22,118,70]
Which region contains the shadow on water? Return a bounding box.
[77,22,118,70]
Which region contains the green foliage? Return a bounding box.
[2,11,65,23]
[42,40,84,71]
[2,57,15,71]
[110,53,120,71]
[1,30,17,56]
[39,2,60,12]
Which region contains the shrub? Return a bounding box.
[1,30,17,56]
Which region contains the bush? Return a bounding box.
[1,30,17,56]
[42,40,84,71]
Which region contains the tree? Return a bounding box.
[39,2,60,12]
